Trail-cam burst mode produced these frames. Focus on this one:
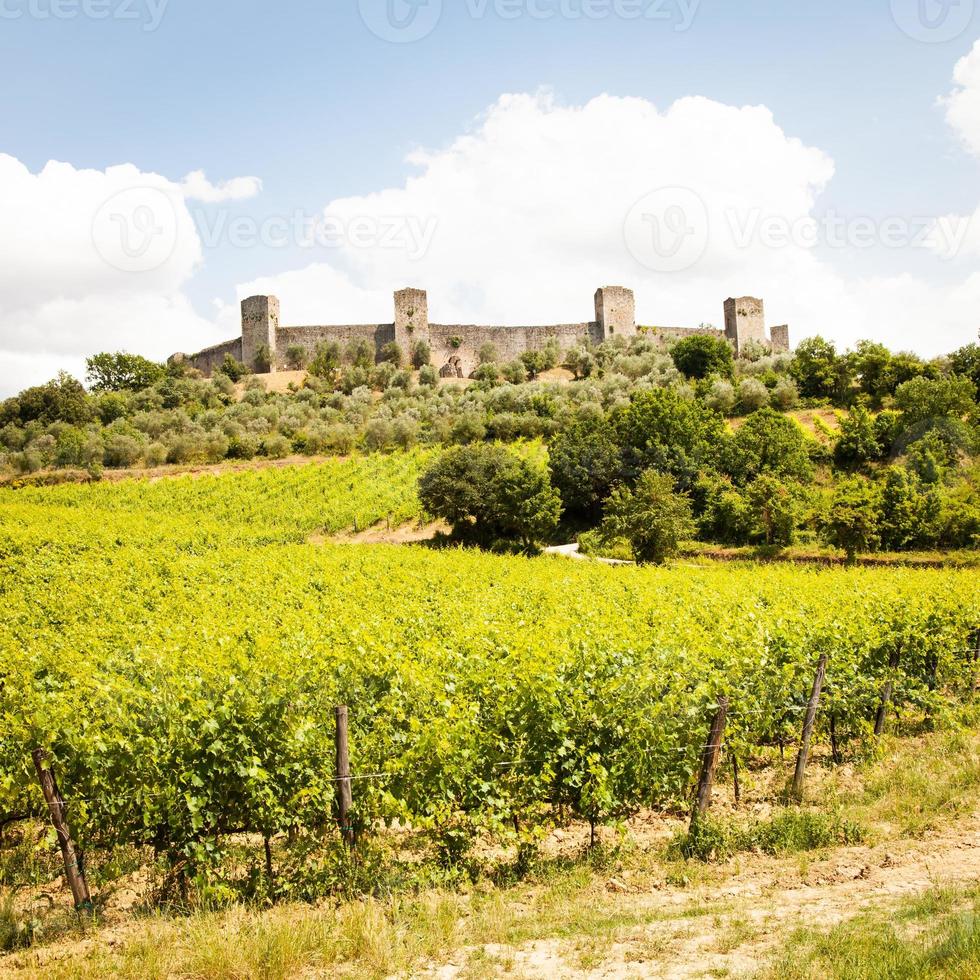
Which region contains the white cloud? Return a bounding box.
[0,155,250,395]
[6,79,980,399]
[944,39,980,158]
[239,91,977,360]
[180,170,263,203]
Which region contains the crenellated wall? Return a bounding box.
[171,286,790,380]
[276,324,394,368]
[428,322,601,378]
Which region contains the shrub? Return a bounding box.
[564,346,596,380]
[770,377,800,411]
[614,387,724,488]
[285,345,309,370]
[745,475,802,547]
[411,340,432,369]
[736,378,770,414]
[548,417,622,518]
[595,469,696,565]
[86,351,165,392]
[253,344,273,374]
[103,434,144,469]
[834,405,880,469]
[418,365,439,387]
[309,341,341,378]
[418,444,561,550]
[791,336,853,402]
[823,477,882,559]
[671,334,734,380]
[380,342,403,367]
[724,408,812,485]
[217,354,249,383]
[478,342,498,365]
[705,379,736,416]
[502,360,529,385]
[261,434,292,459]
[472,362,500,385]
[345,339,376,370]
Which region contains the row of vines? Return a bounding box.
[1,456,979,894]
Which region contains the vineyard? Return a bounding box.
[1,453,979,905]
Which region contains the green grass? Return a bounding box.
[761,886,980,979]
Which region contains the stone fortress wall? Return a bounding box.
[173,287,790,379]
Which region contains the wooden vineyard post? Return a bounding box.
[690,697,729,832]
[335,706,354,847]
[31,749,92,912]
[874,648,902,737]
[792,655,828,799]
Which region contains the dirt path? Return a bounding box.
[421,814,980,978]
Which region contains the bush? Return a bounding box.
[217,354,249,383]
[736,378,770,414]
[285,345,309,370]
[502,360,529,385]
[834,405,880,470]
[86,351,165,392]
[705,379,736,415]
[791,336,853,402]
[103,434,143,469]
[671,334,734,380]
[548,417,622,518]
[478,342,498,365]
[261,434,292,459]
[564,346,596,380]
[595,469,696,565]
[725,408,813,485]
[418,444,561,550]
[418,365,439,388]
[823,477,882,559]
[472,362,500,385]
[614,388,724,488]
[309,341,341,378]
[411,340,431,369]
[379,342,403,367]
[770,377,800,411]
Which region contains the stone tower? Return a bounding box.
[770,324,790,354]
[594,286,636,340]
[241,295,279,372]
[724,297,765,356]
[395,287,429,357]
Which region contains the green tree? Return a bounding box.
[894,376,976,428]
[834,405,881,470]
[596,470,696,565]
[216,354,249,383]
[309,341,341,379]
[614,388,724,488]
[0,373,92,427]
[411,340,432,369]
[745,475,801,547]
[791,336,853,401]
[85,352,165,392]
[418,445,560,551]
[670,334,734,380]
[878,468,940,550]
[950,342,980,391]
[823,477,882,560]
[724,408,812,485]
[848,340,893,403]
[548,417,622,518]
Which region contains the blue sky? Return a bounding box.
[2,0,980,393]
